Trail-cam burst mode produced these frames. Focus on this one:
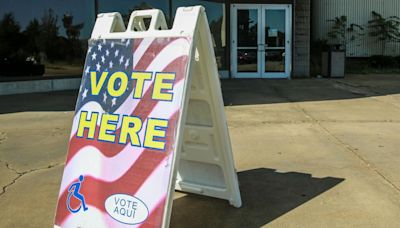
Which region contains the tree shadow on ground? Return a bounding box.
[1,75,399,113]
[221,77,400,106]
[171,168,344,228]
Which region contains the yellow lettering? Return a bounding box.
[152,73,175,101]
[144,118,168,150]
[90,72,108,95]
[119,116,142,146]
[77,111,99,139]
[131,72,152,99]
[98,113,119,142]
[108,72,128,97]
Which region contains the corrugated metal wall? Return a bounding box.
[312,0,400,57]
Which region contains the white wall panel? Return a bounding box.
[312,0,400,57]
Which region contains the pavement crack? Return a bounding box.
[270,82,400,194]
[0,162,62,197]
[318,122,400,194]
[4,161,20,174]
[0,131,7,144]
[290,103,400,194]
[334,80,400,111]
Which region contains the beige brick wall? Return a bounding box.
[293,0,311,78]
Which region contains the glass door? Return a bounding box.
[231,4,291,79]
[261,5,291,78]
[231,4,261,78]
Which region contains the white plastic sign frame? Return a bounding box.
[54,6,241,228]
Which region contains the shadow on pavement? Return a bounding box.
[171,168,344,228]
[0,90,78,114]
[221,77,400,106]
[1,75,400,113]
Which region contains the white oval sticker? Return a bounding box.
[105,194,149,225]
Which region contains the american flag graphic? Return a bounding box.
[54,36,192,227]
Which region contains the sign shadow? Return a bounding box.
[171,168,344,228]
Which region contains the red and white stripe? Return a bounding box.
[55,36,191,227]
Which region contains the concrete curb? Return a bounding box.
[0,78,82,95]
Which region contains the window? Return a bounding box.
[0,0,95,79]
[0,0,225,80]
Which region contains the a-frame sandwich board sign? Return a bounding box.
[54,6,241,228]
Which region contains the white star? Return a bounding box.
[125,39,130,47]
[111,97,117,107]
[101,55,105,63]
[109,61,113,69]
[111,42,115,48]
[97,43,102,51]
[85,66,90,74]
[103,92,107,103]
[91,52,97,60]
[119,55,124,65]
[102,39,106,44]
[96,62,101,71]
[106,49,110,56]
[79,84,83,92]
[118,81,121,86]
[121,38,126,43]
[88,46,92,53]
[114,49,119,57]
[124,58,130,68]
[82,88,88,100]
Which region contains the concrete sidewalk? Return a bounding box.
[1,75,400,227]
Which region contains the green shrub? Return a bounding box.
[368,11,400,55]
[395,56,400,67]
[369,55,397,68]
[327,15,364,51]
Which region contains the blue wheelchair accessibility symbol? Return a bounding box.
[67,175,88,213]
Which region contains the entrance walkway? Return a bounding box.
[1,75,400,227]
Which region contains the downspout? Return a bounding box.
[292,0,296,79]
[94,0,99,19]
[225,1,231,79]
[169,0,172,27]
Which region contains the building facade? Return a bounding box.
[227,0,311,79]
[0,0,311,79]
[312,0,400,57]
